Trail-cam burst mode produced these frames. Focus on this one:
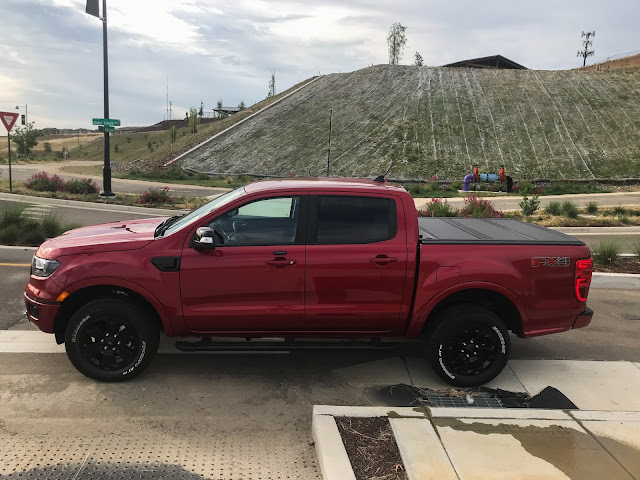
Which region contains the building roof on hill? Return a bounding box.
[443,55,527,70]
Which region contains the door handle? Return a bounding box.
[267,258,296,267]
[370,255,398,265]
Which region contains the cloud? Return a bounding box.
[0,0,638,132]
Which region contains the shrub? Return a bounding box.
[25,172,65,192]
[114,143,119,153]
[561,201,579,219]
[544,201,562,216]
[0,224,19,245]
[515,180,534,194]
[459,194,504,218]
[139,186,173,205]
[65,178,99,195]
[0,204,26,227]
[585,201,598,214]
[613,206,626,215]
[43,142,52,153]
[126,136,132,143]
[195,173,209,181]
[418,198,458,217]
[147,140,153,151]
[620,215,631,225]
[519,195,540,216]
[449,180,463,190]
[592,240,621,266]
[55,151,64,159]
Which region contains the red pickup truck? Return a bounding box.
[24,178,593,386]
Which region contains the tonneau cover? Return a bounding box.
[418,218,584,245]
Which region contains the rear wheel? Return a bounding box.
[426,305,510,387]
[64,297,159,382]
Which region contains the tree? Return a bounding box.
[414,52,424,66]
[216,99,227,118]
[238,100,246,111]
[11,122,40,155]
[387,22,407,65]
[189,107,198,133]
[198,100,204,118]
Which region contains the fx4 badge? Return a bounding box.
[531,257,570,267]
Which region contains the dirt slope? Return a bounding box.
[177,65,640,180]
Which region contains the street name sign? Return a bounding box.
[93,118,120,127]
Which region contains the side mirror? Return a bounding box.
[193,226,217,249]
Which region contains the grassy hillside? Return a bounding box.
[58,76,319,171]
[177,65,640,180]
[581,53,640,71]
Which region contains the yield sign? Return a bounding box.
[0,111,19,132]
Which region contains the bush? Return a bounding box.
[418,198,458,217]
[459,194,504,218]
[0,224,19,245]
[449,180,463,190]
[25,172,65,192]
[114,143,119,153]
[620,215,631,225]
[561,201,579,219]
[139,186,173,205]
[0,206,73,245]
[613,206,626,215]
[43,142,52,153]
[585,201,599,214]
[65,178,99,195]
[592,240,621,266]
[515,180,534,195]
[519,195,540,216]
[544,201,562,216]
[195,173,209,181]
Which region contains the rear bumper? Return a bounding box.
[572,306,593,330]
[24,292,59,334]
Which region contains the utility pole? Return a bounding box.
[577,31,595,67]
[326,109,332,177]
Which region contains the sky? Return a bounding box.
[0,0,638,132]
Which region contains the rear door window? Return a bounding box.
[312,196,396,244]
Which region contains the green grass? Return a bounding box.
[592,240,622,266]
[0,204,79,246]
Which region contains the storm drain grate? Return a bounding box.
[366,384,577,409]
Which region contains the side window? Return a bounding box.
[314,196,396,244]
[209,196,301,246]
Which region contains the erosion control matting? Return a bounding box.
[366,384,578,409]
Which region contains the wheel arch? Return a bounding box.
[414,283,526,337]
[53,280,170,344]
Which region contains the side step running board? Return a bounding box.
[174,337,397,352]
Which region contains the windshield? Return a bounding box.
[162,186,247,237]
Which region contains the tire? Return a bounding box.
[64,297,160,382]
[426,305,510,387]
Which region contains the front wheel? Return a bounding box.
[426,305,510,387]
[65,297,160,382]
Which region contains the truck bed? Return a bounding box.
[418,218,584,245]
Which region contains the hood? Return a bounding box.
[36,217,167,259]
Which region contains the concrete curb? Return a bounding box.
[166,75,325,167]
[0,191,182,216]
[312,413,356,480]
[592,272,640,289]
[312,405,640,480]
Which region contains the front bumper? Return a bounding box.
[572,306,593,330]
[24,292,60,334]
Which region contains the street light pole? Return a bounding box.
[15,104,27,124]
[100,0,114,196]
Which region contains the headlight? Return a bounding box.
[31,256,60,277]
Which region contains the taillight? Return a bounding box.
[574,258,593,302]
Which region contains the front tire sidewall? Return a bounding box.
[428,309,510,388]
[65,299,159,382]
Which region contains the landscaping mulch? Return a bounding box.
[594,258,640,274]
[336,417,405,480]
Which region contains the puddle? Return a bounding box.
[434,418,638,480]
[366,384,577,409]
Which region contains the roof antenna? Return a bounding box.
[374,160,395,182]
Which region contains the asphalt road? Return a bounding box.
[0,162,227,197]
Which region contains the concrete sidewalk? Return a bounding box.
[313,406,640,480]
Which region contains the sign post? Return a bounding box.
[1,111,20,192]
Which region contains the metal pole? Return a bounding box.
[326,109,332,177]
[25,104,27,124]
[7,132,12,192]
[100,0,114,196]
